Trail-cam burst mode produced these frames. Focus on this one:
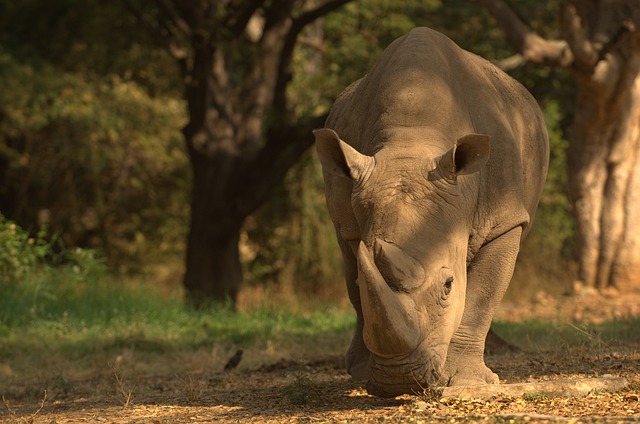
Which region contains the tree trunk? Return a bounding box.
[184,220,242,306]
[183,146,244,306]
[569,72,640,291]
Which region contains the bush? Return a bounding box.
[0,214,50,282]
[0,51,189,272]
[0,214,113,330]
[0,213,106,285]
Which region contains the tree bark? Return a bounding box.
[184,218,243,306]
[569,66,640,291]
[181,114,322,306]
[182,143,244,306]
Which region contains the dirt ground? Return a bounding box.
[2,289,640,423]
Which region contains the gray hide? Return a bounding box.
[314,27,549,398]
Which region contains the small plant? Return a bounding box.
[411,367,445,403]
[568,323,609,349]
[0,214,107,293]
[413,386,443,403]
[178,373,205,403]
[109,362,132,408]
[282,372,324,406]
[522,390,551,402]
[64,247,107,280]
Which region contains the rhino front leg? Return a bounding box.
[444,226,523,386]
[338,238,371,380]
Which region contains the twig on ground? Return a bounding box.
[2,394,17,418]
[2,390,47,424]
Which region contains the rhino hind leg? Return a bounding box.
[444,226,523,386]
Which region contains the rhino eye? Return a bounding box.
[443,277,454,297]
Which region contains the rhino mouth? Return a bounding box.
[366,348,446,398]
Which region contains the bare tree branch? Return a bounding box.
[495,53,527,71]
[236,113,327,217]
[263,0,297,33]
[152,0,193,38]
[225,0,267,37]
[295,0,354,29]
[596,17,639,63]
[237,2,295,133]
[272,0,357,120]
[475,0,574,68]
[560,2,598,70]
[236,0,357,214]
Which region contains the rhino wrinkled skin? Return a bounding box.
[314,27,549,397]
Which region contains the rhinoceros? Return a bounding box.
[314,27,549,397]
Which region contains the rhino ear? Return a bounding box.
[314,128,374,182]
[439,133,490,179]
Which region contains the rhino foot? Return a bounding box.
[345,332,371,381]
[347,355,369,380]
[445,361,499,387]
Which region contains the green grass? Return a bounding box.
[3,266,639,362]
[0,216,356,384]
[492,318,640,351]
[3,258,639,362]
[0,267,356,361]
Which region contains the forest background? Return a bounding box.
[0,0,575,305]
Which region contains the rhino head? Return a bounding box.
[315,128,490,397]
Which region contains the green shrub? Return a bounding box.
[0,214,110,328]
[0,214,50,282]
[0,51,189,271]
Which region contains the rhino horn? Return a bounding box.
[357,241,422,358]
[374,239,425,290]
